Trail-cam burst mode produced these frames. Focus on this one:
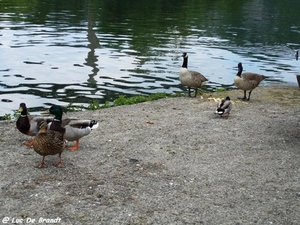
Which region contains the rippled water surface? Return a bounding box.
[1,0,300,116]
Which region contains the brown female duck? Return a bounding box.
[33,105,65,168]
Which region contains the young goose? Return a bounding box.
[180,52,208,97]
[16,103,54,146]
[234,63,267,101]
[33,105,65,168]
[215,96,232,117]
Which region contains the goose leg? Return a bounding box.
[238,90,248,101]
[188,87,191,97]
[194,88,198,97]
[247,90,252,101]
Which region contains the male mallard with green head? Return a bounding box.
[17,103,98,151]
[16,103,54,146]
[33,105,65,168]
[61,119,98,151]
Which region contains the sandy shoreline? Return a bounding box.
[0,86,300,224]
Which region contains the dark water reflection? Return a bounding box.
[0,0,300,116]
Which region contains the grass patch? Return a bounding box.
[113,92,181,106]
[0,110,20,121]
[0,92,184,121]
[215,87,227,92]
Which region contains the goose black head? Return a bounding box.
[182,52,188,58]
[225,96,231,101]
[237,63,243,75]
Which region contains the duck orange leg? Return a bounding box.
[67,139,79,151]
[37,156,46,168]
[23,140,34,147]
[56,152,63,167]
[221,112,230,118]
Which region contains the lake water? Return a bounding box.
[1,0,300,117]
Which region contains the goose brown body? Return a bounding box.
[180,52,208,97]
[234,63,267,101]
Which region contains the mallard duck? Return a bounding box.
[59,119,98,151]
[16,103,54,146]
[33,105,65,168]
[180,52,208,97]
[215,96,232,117]
[234,63,267,101]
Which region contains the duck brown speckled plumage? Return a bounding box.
[33,105,65,168]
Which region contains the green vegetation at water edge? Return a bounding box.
[0,92,183,121]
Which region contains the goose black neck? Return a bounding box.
[237,67,243,77]
[182,57,188,68]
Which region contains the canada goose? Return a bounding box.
[295,50,299,61]
[180,52,208,97]
[234,63,267,101]
[215,96,232,117]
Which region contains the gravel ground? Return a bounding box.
[0,86,300,225]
